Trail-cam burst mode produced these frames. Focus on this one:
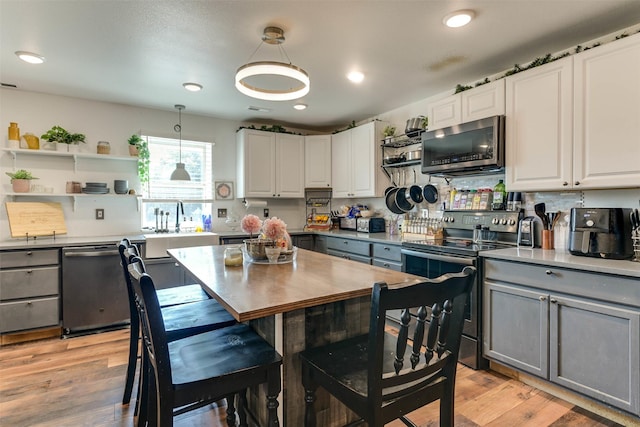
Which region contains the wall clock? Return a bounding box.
[215,181,234,200]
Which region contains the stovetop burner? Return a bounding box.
[402,238,515,256]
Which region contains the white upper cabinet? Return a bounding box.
[506,32,640,191]
[331,121,387,198]
[236,129,304,198]
[429,80,505,130]
[573,33,640,189]
[505,57,574,191]
[304,135,331,188]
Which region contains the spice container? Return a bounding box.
[224,246,244,267]
[97,141,111,154]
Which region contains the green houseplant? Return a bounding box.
[128,134,150,185]
[41,125,86,152]
[6,169,38,193]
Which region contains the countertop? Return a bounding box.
[480,247,640,278]
[217,229,405,245]
[0,234,145,250]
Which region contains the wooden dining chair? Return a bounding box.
[118,238,237,406]
[299,266,477,427]
[128,256,283,427]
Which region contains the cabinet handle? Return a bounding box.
[574,181,580,186]
[539,296,546,301]
[562,182,568,187]
[383,247,390,251]
[26,270,33,274]
[550,298,558,304]
[545,270,553,275]
[26,301,33,306]
[26,251,33,256]
[343,240,349,245]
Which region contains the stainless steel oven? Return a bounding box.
[391,210,522,370]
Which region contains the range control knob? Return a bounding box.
[586,219,595,227]
[508,219,516,226]
[500,218,507,225]
[492,217,499,225]
[448,217,454,223]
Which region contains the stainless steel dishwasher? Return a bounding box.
[62,245,129,336]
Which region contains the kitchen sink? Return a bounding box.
[143,232,219,258]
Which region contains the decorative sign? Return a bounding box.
[215,181,234,200]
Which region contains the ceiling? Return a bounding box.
[2,1,639,131]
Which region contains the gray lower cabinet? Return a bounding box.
[314,235,327,254]
[0,249,60,333]
[292,234,314,250]
[143,258,185,290]
[484,258,640,416]
[326,236,371,264]
[371,242,402,271]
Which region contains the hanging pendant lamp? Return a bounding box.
[170,104,191,181]
[235,26,310,101]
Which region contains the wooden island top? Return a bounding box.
[168,245,423,322]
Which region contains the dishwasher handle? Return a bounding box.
[63,249,120,258]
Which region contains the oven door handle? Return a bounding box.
[401,249,475,266]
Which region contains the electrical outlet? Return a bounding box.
[263,208,269,218]
[95,208,104,220]
[217,208,227,218]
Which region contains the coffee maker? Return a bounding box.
[568,208,633,259]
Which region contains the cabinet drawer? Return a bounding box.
[0,297,60,333]
[327,249,371,265]
[326,238,370,257]
[484,259,640,308]
[0,266,59,300]
[372,243,401,262]
[1,249,59,268]
[372,259,402,271]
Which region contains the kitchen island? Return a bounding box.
[168,245,423,426]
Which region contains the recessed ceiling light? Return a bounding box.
[293,103,307,110]
[183,82,203,92]
[347,71,364,84]
[443,10,475,28]
[15,51,45,64]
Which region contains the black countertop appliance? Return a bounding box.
[568,208,633,259]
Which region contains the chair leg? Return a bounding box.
[135,349,150,427]
[439,381,455,427]
[266,367,282,427]
[123,320,140,404]
[237,390,248,427]
[225,394,237,427]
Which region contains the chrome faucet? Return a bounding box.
[175,201,184,233]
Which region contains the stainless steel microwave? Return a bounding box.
[421,115,505,176]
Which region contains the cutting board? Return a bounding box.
[5,202,67,238]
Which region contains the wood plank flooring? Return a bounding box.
[0,329,631,426]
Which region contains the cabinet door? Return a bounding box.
[350,122,377,197]
[275,134,304,197]
[550,294,640,415]
[237,130,276,198]
[573,34,640,190]
[429,94,461,129]
[461,79,505,122]
[505,57,573,191]
[292,234,314,251]
[331,130,352,198]
[305,135,331,187]
[144,259,184,290]
[483,281,549,377]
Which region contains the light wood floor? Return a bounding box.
[0,328,629,427]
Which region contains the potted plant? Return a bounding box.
[6,169,38,193]
[41,125,86,152]
[130,135,150,185]
[127,134,143,156]
[382,125,396,144]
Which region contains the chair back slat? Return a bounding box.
[368,266,476,415]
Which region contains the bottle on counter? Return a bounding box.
[459,190,468,210]
[479,189,492,210]
[473,224,482,243]
[471,189,481,210]
[492,180,506,210]
[465,190,475,210]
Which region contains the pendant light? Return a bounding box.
[170,104,191,181]
[235,26,310,101]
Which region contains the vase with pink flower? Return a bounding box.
[241,214,273,261]
[261,217,292,250]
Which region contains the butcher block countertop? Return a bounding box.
[169,245,423,322]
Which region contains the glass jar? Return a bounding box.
[224,246,244,267]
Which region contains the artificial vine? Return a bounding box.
[454,28,639,93]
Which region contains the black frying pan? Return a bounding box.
[394,170,414,212]
[423,176,438,204]
[385,187,405,214]
[405,170,423,204]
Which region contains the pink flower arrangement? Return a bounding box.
[262,217,287,240]
[241,214,262,237]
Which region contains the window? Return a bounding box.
[140,135,213,230]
